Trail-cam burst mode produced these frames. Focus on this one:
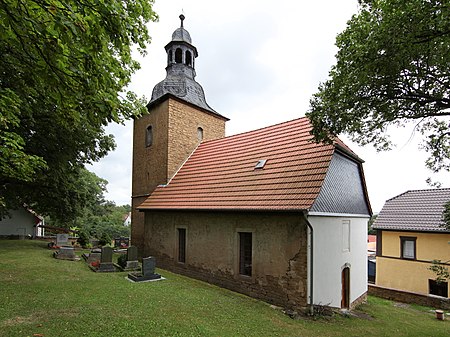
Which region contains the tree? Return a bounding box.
[44,168,131,239]
[368,214,377,235]
[44,167,108,226]
[443,201,450,229]
[0,0,157,220]
[307,0,450,173]
[74,201,131,241]
[428,259,450,283]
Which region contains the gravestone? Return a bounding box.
[124,246,140,271]
[97,246,116,272]
[128,256,161,282]
[142,257,157,277]
[82,248,102,265]
[53,246,80,261]
[56,234,69,246]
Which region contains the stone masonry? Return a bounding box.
[131,97,226,254]
[143,210,309,310]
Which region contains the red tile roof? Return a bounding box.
[138,117,358,211]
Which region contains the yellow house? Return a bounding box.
[373,188,450,298]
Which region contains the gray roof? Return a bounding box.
[310,152,371,215]
[147,15,226,119]
[172,27,192,44]
[148,65,218,115]
[373,188,450,232]
[172,14,192,43]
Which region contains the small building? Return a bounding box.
[123,212,131,227]
[132,15,372,311]
[373,188,450,298]
[0,207,44,238]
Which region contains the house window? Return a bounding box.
[400,236,416,259]
[429,279,448,298]
[239,232,252,276]
[197,127,203,142]
[177,228,186,263]
[145,125,153,147]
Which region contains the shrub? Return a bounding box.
[77,231,90,248]
[117,254,127,269]
[98,232,112,247]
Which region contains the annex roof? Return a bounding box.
[373,188,450,232]
[138,117,362,211]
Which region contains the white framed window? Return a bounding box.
[400,236,416,259]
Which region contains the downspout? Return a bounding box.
[303,211,314,315]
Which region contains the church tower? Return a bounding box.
[131,15,228,252]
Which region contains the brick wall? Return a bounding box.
[368,284,450,310]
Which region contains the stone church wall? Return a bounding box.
[143,210,309,309]
[131,98,226,254]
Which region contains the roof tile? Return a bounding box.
[373,188,450,232]
[139,117,348,211]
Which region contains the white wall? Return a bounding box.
[0,209,38,237]
[308,214,368,308]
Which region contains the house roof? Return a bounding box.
[373,188,450,232]
[139,117,364,212]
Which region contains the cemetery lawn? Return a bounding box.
[0,240,449,337]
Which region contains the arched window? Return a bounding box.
[197,127,203,142]
[146,125,153,147]
[185,50,192,66]
[175,48,183,63]
[168,50,173,64]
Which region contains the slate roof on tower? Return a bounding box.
[138,117,370,212]
[147,15,226,119]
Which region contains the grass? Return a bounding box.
[0,240,449,337]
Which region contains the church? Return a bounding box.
[131,15,371,311]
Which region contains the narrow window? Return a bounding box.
[400,236,416,260]
[175,48,183,63]
[178,228,186,263]
[342,220,350,252]
[239,232,252,276]
[429,279,448,297]
[168,50,173,63]
[185,50,192,66]
[197,127,203,142]
[145,125,153,147]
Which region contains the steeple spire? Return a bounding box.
[147,15,218,114]
[180,14,185,27]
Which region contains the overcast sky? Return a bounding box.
[88,0,448,213]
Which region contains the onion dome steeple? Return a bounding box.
[148,15,216,114]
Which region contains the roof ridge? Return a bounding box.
[201,116,309,146]
[387,187,450,202]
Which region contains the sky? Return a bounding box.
[88,0,448,213]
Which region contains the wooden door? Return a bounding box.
[341,267,350,309]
